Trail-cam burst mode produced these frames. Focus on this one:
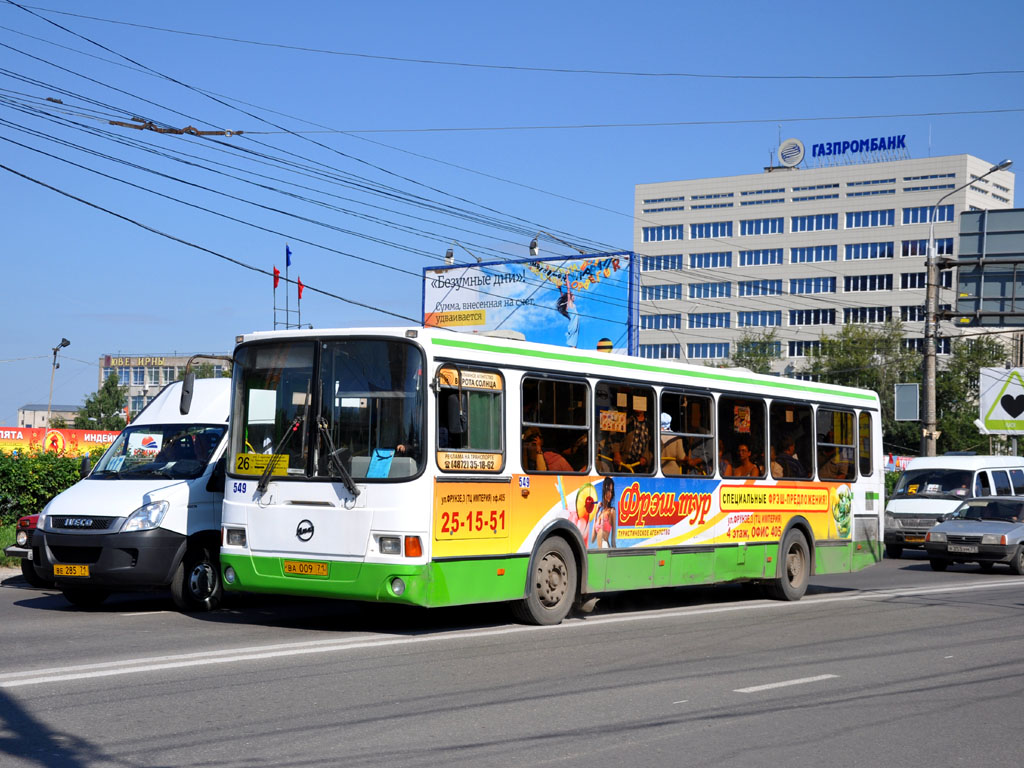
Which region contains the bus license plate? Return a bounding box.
[948,544,978,554]
[54,564,90,577]
[283,560,328,577]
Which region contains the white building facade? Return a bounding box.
[99,353,229,416]
[634,149,1015,372]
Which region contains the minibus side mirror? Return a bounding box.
[79,455,91,479]
[179,371,195,415]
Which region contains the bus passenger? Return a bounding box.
[660,412,687,476]
[523,427,573,472]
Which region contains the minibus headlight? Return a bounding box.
[884,513,897,528]
[122,501,170,532]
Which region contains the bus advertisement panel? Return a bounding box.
[422,252,637,355]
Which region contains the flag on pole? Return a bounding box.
[286,244,292,268]
[297,276,304,300]
[273,265,280,289]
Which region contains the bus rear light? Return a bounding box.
[225,528,247,547]
[405,536,422,558]
[379,536,401,555]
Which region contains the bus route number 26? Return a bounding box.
[439,509,507,537]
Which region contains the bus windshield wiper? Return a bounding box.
[316,416,360,499]
[256,416,303,494]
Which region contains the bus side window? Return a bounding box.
[660,391,713,477]
[817,408,856,481]
[522,376,589,474]
[435,367,504,473]
[595,382,655,475]
[718,395,766,478]
[768,401,812,480]
[858,412,873,477]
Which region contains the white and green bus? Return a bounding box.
[211,326,883,624]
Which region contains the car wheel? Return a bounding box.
[61,588,110,609]
[929,558,949,572]
[20,559,52,589]
[885,543,903,559]
[513,536,577,625]
[765,529,810,601]
[171,546,223,612]
[1010,547,1024,576]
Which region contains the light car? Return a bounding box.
[3,514,54,588]
[924,496,1024,573]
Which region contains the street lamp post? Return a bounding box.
[45,337,71,434]
[922,158,1012,456]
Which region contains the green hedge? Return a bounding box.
[0,451,102,526]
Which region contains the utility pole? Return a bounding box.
[922,158,1012,456]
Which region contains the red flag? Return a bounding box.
[273,266,280,289]
[297,276,304,300]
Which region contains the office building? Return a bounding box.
[99,353,229,415]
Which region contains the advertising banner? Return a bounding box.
[980,367,1024,434]
[0,428,120,456]
[422,252,637,355]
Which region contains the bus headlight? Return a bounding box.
[379,536,401,555]
[225,528,247,547]
[122,501,169,532]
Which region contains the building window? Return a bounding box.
[740,187,785,196]
[847,188,895,197]
[901,238,953,257]
[903,184,955,193]
[687,343,729,360]
[904,337,951,354]
[902,204,953,224]
[791,213,838,232]
[740,217,784,236]
[790,277,836,295]
[791,245,837,263]
[845,274,893,292]
[148,367,160,385]
[740,198,785,206]
[691,192,734,200]
[739,248,783,266]
[643,196,685,204]
[737,340,782,357]
[845,306,893,324]
[691,202,734,210]
[641,254,684,271]
[845,209,895,228]
[640,343,681,359]
[792,193,839,202]
[690,251,732,269]
[904,173,955,182]
[845,241,894,260]
[642,225,685,242]
[901,306,925,322]
[641,284,683,301]
[789,309,836,326]
[102,367,112,381]
[738,279,782,297]
[792,183,839,192]
[689,282,731,299]
[901,273,926,290]
[642,206,686,214]
[788,341,821,357]
[641,313,681,330]
[690,221,733,239]
[689,312,730,329]
[163,366,176,382]
[131,395,145,413]
[132,366,145,386]
[846,178,895,187]
[738,310,782,327]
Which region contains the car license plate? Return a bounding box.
[283,559,328,577]
[948,544,978,554]
[54,564,89,577]
[904,535,925,543]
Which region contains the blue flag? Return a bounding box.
[285,244,292,268]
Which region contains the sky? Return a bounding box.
[2,0,1023,427]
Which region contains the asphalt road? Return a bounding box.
[2,552,1022,768]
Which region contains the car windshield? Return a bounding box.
[91,424,226,480]
[893,468,973,498]
[956,500,1024,523]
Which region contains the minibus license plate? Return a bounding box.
[948,544,978,554]
[283,560,328,577]
[54,564,89,577]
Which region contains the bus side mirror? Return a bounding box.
[79,455,91,479]
[446,393,466,436]
[179,371,195,415]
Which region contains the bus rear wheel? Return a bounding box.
[514,537,577,626]
[765,529,810,601]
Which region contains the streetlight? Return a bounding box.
[447,240,483,264]
[529,231,587,256]
[922,158,1012,456]
[45,337,70,436]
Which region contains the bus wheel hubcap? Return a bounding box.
[537,553,567,607]
[786,548,804,585]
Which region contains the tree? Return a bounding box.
[73,372,127,430]
[802,321,921,453]
[732,329,782,375]
[49,416,67,429]
[935,335,1009,453]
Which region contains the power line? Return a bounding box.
[13,6,1024,82]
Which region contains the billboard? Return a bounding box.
[0,428,120,456]
[980,367,1024,434]
[422,252,637,354]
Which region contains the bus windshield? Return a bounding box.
[231,338,424,481]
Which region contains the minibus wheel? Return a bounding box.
[171,545,223,612]
[514,536,577,626]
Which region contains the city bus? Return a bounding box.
[210,326,883,625]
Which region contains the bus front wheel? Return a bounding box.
[514,537,577,626]
[765,529,810,601]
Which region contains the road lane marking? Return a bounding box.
[0,579,1015,689]
[735,674,838,693]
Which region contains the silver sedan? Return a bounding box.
[924,496,1024,573]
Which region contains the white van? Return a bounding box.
[33,378,230,611]
[884,455,1024,558]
